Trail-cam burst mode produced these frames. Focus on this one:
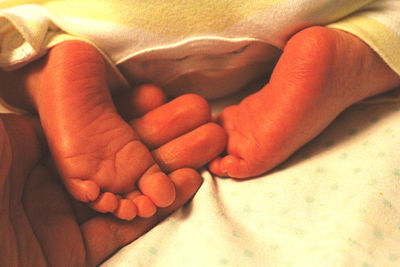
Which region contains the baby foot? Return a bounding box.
[209,26,400,178]
[35,41,177,220]
[26,41,210,220]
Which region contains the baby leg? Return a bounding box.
[210,26,400,178]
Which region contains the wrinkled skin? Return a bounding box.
[0,90,227,266]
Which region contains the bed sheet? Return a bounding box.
[102,88,400,267]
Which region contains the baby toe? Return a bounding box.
[125,190,157,218]
[132,195,157,218]
[89,192,119,213]
[209,155,256,179]
[208,157,229,177]
[64,178,100,202]
[114,199,137,220]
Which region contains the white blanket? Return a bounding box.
[102,89,400,267]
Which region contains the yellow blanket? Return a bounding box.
[0,1,399,98]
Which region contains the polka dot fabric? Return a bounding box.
[104,94,400,267]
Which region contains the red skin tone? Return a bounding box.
[209,26,400,178]
[1,24,400,267]
[0,38,226,267]
[0,41,226,220]
[0,85,225,266]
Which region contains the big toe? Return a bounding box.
[209,155,261,178]
[64,178,100,202]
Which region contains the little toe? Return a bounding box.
[64,178,100,202]
[114,199,137,221]
[89,192,119,213]
[125,190,157,218]
[138,171,176,208]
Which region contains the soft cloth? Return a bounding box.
[0,1,399,98]
[0,2,400,266]
[103,90,400,267]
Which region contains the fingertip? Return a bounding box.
[208,122,228,151]
[151,122,228,172]
[114,84,166,120]
[169,168,203,199]
[132,84,167,115]
[138,172,176,208]
[179,94,211,122]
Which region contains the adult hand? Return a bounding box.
[0,88,226,266]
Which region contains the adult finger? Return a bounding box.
[113,84,167,121]
[130,94,211,149]
[153,122,227,172]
